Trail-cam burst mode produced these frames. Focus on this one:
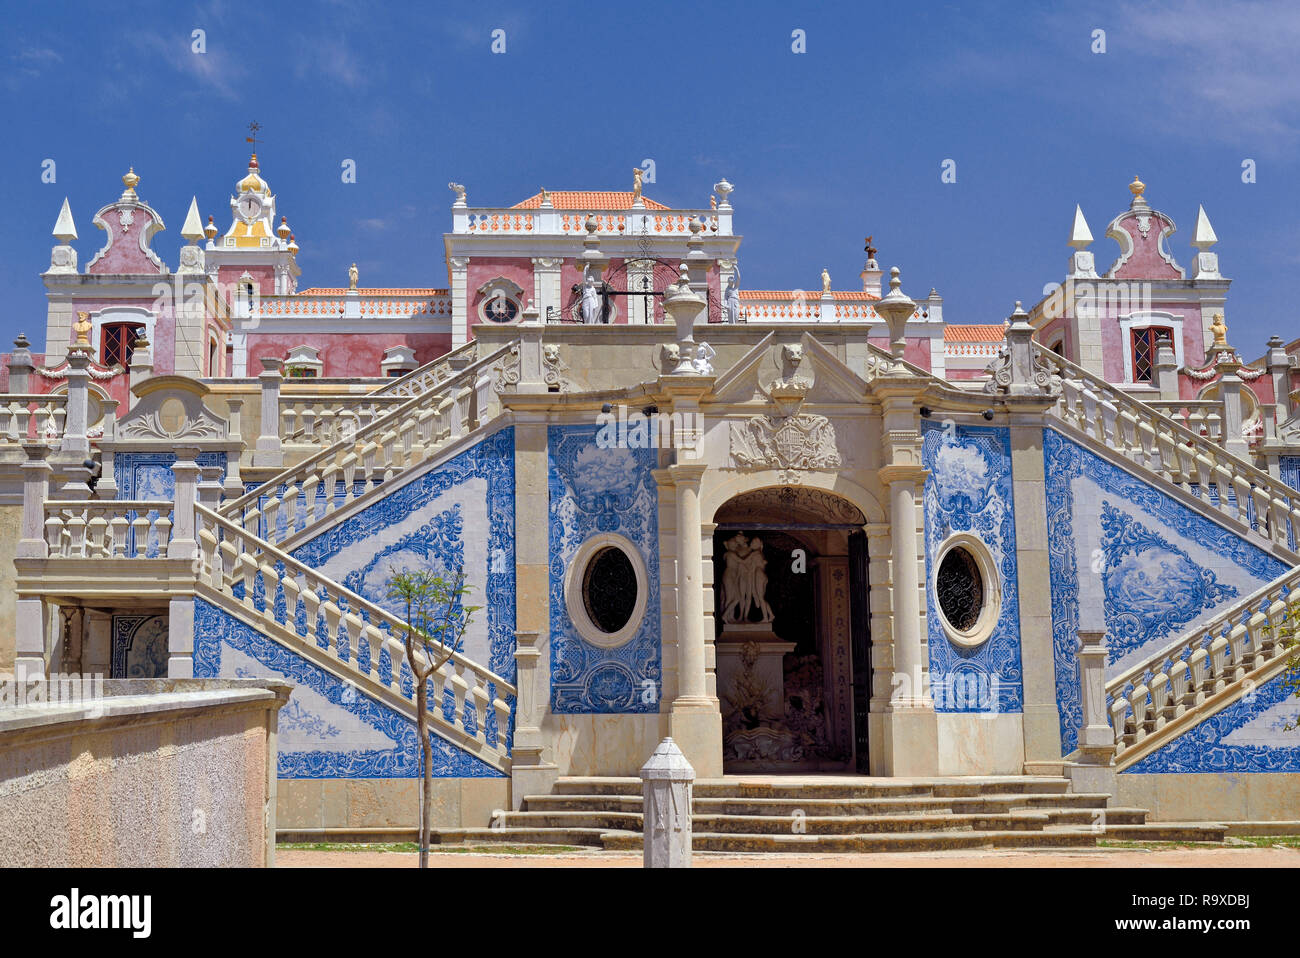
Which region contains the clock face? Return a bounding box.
[238,196,261,222]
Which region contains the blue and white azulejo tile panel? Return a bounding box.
[1044,427,1286,753]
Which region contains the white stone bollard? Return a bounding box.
[640,737,694,868]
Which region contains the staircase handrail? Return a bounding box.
[219,340,514,520]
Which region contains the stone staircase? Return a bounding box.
[428,776,1226,852]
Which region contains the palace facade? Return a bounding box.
[4,157,1300,845]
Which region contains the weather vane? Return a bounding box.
[246,121,262,151]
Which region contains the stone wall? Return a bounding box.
[0,678,289,867]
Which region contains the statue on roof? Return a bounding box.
[1210,312,1229,350]
[540,188,550,205]
[349,263,358,290]
[821,268,832,294]
[632,168,643,203]
[725,268,740,324]
[581,267,603,324]
[448,182,467,204]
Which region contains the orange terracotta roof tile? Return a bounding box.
[297,287,448,296]
[944,324,1007,342]
[512,191,671,211]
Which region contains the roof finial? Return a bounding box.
[121,167,139,198]
[1129,174,1147,208]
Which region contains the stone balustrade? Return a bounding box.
[456,208,728,237]
[224,341,514,545]
[371,339,479,398]
[43,499,174,559]
[280,395,410,445]
[0,394,68,444]
[1105,568,1300,760]
[1147,399,1225,443]
[1036,345,1300,551]
[195,504,514,769]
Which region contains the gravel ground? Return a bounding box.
[276,845,1300,868]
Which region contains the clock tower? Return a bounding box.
[206,153,301,299]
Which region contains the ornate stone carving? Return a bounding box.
[720,533,774,624]
[714,485,866,526]
[729,413,841,471]
[119,410,225,441]
[542,343,570,391]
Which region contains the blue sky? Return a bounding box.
[4,0,1298,356]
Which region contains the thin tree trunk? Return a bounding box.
[416,681,429,869]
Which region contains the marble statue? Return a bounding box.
[348,263,358,290]
[710,195,717,211]
[540,187,550,205]
[693,341,716,375]
[448,182,467,203]
[821,268,831,294]
[721,533,775,624]
[581,269,602,324]
[725,269,740,324]
[632,167,643,202]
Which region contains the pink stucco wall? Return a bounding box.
[245,332,451,377]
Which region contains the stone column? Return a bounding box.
[60,347,92,457]
[1215,355,1248,457]
[641,737,694,868]
[168,447,200,559]
[449,256,470,348]
[167,595,195,679]
[1267,335,1292,437]
[1154,340,1178,401]
[224,396,245,494]
[254,357,283,468]
[508,410,558,806]
[15,443,52,678]
[664,462,722,778]
[1009,414,1064,770]
[128,335,154,403]
[877,462,938,775]
[1068,629,1117,796]
[8,334,33,393]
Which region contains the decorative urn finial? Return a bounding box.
[121,167,140,198]
[1128,174,1147,208]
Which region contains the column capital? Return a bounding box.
[667,462,708,486]
[878,464,928,487]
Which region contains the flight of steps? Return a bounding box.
[430,776,1227,853]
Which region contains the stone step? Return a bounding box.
[600,829,1100,853]
[1101,823,1228,843]
[526,791,1117,817]
[501,809,1053,834]
[550,776,1074,800]
[431,827,613,847]
[692,811,1051,835]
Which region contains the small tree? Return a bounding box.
[386,567,480,868]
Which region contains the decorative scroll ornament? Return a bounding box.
[729,413,841,471]
[494,343,521,392]
[542,343,571,392]
[119,410,225,441]
[982,343,1061,396]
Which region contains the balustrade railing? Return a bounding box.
[222,341,514,544]
[195,504,514,767]
[0,395,67,444]
[43,499,173,559]
[281,395,410,444]
[1104,567,1300,760]
[1035,346,1299,551]
[1146,399,1225,444]
[371,339,479,399]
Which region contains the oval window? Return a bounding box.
[582,546,638,634]
[936,546,984,633]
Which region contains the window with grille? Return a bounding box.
[1130,327,1171,383]
[101,323,144,368]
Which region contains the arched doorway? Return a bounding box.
[711,486,871,773]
